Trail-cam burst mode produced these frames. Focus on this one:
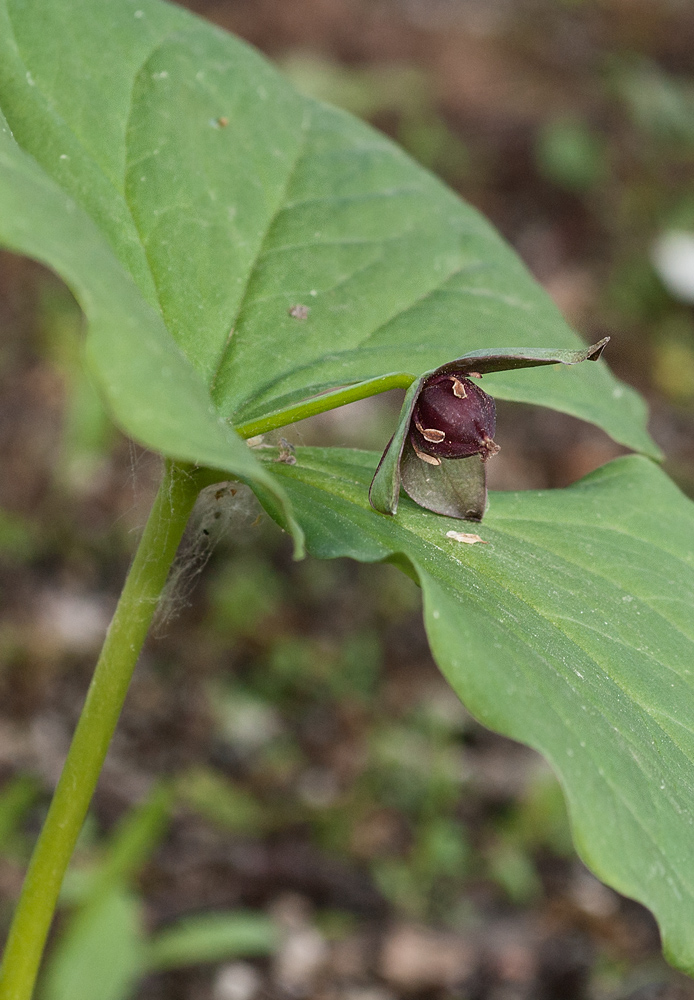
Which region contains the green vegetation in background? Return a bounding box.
[0,776,42,858]
[39,786,278,1000]
[535,118,609,193]
[0,510,36,562]
[281,54,469,181]
[611,56,694,151]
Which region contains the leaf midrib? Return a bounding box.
[121,37,184,327]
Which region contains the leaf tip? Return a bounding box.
[368,482,397,516]
[290,525,306,560]
[586,336,610,361]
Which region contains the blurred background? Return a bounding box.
[2,1,694,998]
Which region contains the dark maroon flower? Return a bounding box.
[368,338,609,519]
[410,373,500,466]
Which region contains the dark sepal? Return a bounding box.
[433,337,609,378]
[368,374,426,515]
[400,437,487,520]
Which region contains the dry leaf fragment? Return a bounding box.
[445,530,487,544]
[275,437,297,465]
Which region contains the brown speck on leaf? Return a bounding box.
[214,486,237,500]
[217,116,229,127]
[289,304,310,320]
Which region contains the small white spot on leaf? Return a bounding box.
[288,304,310,320]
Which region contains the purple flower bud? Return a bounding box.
[410,373,500,463]
[369,339,608,519]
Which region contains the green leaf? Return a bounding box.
[145,911,279,972]
[433,338,609,376]
[41,889,144,1000]
[175,766,265,834]
[0,0,657,489]
[270,447,694,976]
[0,0,306,552]
[90,784,172,898]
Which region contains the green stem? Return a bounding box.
[235,372,414,439]
[0,461,202,1000]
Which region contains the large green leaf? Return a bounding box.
[0,0,657,465]
[0,76,305,551]
[269,447,694,975]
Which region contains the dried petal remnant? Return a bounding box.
[416,423,446,444]
[446,531,488,544]
[411,374,500,462]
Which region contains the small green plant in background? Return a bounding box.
[0,783,278,1000]
[0,0,693,997]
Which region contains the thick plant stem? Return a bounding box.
[0,460,202,1000]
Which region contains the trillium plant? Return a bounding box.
[0,0,693,996]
